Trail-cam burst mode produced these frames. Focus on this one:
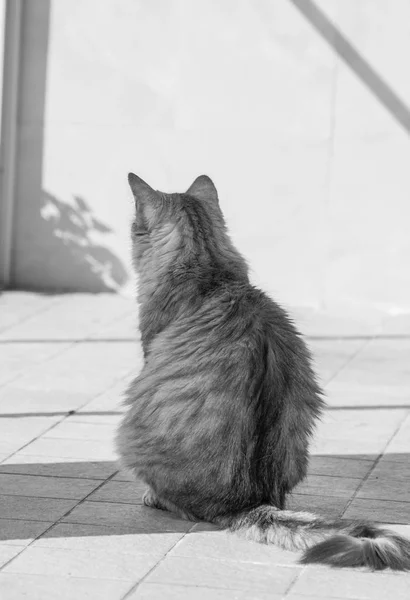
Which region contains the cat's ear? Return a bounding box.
[128,173,161,227]
[128,173,159,206]
[186,175,219,205]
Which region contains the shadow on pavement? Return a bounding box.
[0,454,409,541]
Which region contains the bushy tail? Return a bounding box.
[215,505,410,570]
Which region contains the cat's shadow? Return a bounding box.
[0,460,192,539]
[0,456,408,540]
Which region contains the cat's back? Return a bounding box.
[147,279,310,379]
[122,279,321,483]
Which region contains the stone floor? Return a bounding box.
[0,292,409,599]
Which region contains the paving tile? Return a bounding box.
[294,475,361,498]
[290,566,410,598]
[324,407,409,433]
[0,343,72,387]
[382,313,410,336]
[309,339,364,384]
[62,501,193,533]
[0,293,58,334]
[88,311,138,340]
[0,387,91,416]
[87,480,145,504]
[13,438,117,461]
[2,545,159,580]
[0,457,117,479]
[76,377,132,415]
[382,523,410,538]
[292,308,384,338]
[190,522,220,533]
[287,494,348,519]
[383,413,410,457]
[286,596,357,600]
[0,417,61,446]
[308,456,374,479]
[0,294,133,341]
[325,380,410,409]
[333,368,410,391]
[381,452,410,464]
[0,342,136,415]
[0,545,24,568]
[171,529,299,565]
[0,473,101,500]
[113,469,135,482]
[0,573,132,600]
[0,441,28,456]
[0,494,78,522]
[334,339,410,388]
[129,583,280,600]
[145,556,301,593]
[286,596,356,600]
[34,522,185,555]
[355,338,410,368]
[356,460,410,502]
[310,409,407,457]
[41,420,117,441]
[68,413,123,425]
[1,295,409,599]
[0,519,54,545]
[312,336,362,365]
[343,498,410,524]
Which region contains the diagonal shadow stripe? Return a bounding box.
[0,455,408,542]
[0,460,193,540]
[289,0,410,134]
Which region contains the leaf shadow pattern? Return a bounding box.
[39,191,129,293]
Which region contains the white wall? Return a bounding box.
[0,1,5,138]
[10,0,410,312]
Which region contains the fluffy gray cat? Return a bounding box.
[116,173,410,570]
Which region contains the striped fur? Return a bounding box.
[219,506,410,570]
[116,173,410,570]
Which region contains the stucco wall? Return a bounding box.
[0,2,5,134]
[8,0,410,312]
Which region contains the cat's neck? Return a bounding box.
[135,224,249,356]
[136,270,194,357]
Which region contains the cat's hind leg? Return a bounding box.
[142,487,199,522]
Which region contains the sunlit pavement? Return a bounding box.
[0,293,409,599]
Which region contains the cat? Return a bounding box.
[116,173,410,570]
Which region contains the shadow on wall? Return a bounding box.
[289,0,410,134]
[8,2,127,293]
[39,191,129,293]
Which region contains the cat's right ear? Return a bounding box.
[128,173,161,227]
[186,175,219,205]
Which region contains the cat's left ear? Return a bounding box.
[186,175,219,205]
[128,172,161,228]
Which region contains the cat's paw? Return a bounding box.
[142,488,160,508]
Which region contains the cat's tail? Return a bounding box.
[215,505,410,570]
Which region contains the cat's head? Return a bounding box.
[128,173,247,279]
